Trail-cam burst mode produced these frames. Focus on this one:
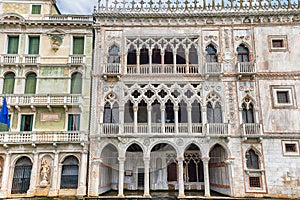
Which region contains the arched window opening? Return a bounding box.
[140,47,149,65]
[192,101,202,123]
[11,157,32,194]
[127,45,137,65]
[164,45,173,64]
[124,101,134,123]
[151,100,161,123]
[207,102,222,123]
[104,102,119,123]
[189,45,198,64]
[242,102,254,123]
[24,73,37,94]
[176,45,186,64]
[138,100,147,123]
[3,72,15,94]
[165,100,174,123]
[237,44,249,62]
[152,47,161,64]
[206,44,217,62]
[70,72,82,94]
[60,156,79,189]
[108,45,120,64]
[246,149,259,169]
[178,101,187,123]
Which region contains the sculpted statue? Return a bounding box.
[40,159,50,187]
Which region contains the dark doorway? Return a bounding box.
[138,168,145,188]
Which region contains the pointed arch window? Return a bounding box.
[3,72,15,94]
[189,45,198,64]
[165,100,174,123]
[138,100,147,123]
[246,149,259,169]
[237,44,250,62]
[24,73,37,94]
[178,101,187,123]
[207,102,222,123]
[152,47,161,64]
[151,100,161,123]
[104,102,119,123]
[191,101,202,123]
[127,45,137,65]
[176,45,186,64]
[70,72,82,94]
[242,102,254,123]
[140,47,149,65]
[108,45,120,64]
[206,44,217,62]
[164,45,173,64]
[124,101,134,123]
[60,156,79,189]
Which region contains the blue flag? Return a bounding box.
[0,97,10,128]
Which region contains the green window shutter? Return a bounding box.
[73,37,84,54]
[7,36,19,54]
[20,115,25,131]
[70,73,82,94]
[28,37,40,54]
[20,115,33,131]
[3,72,15,94]
[32,5,41,14]
[25,73,37,94]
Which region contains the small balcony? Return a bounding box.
[0,54,20,66]
[0,94,83,112]
[237,62,256,79]
[206,123,230,138]
[126,64,199,75]
[23,54,40,66]
[103,63,121,79]
[100,123,204,135]
[0,131,87,145]
[241,123,263,140]
[68,55,86,66]
[204,62,223,79]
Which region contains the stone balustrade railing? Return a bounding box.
[0,131,87,144]
[126,64,199,74]
[44,15,93,22]
[0,94,83,107]
[95,0,299,14]
[237,62,256,74]
[241,123,263,136]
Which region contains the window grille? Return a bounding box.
[249,176,261,188]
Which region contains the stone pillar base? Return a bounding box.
[48,189,58,197]
[0,190,7,198]
[178,193,185,197]
[143,193,151,197]
[117,194,124,197]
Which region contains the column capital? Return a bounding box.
[118,157,126,162]
[143,157,150,161]
[176,157,184,162]
[201,157,210,163]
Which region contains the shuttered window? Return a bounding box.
[68,114,80,131]
[28,36,40,54]
[20,115,33,131]
[3,72,15,94]
[70,72,82,94]
[31,5,41,14]
[73,37,84,54]
[24,73,37,94]
[7,36,19,54]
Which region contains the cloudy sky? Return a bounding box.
[56,0,98,14]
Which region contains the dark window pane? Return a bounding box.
[73,37,84,54]
[272,40,283,48]
[68,114,80,131]
[8,36,19,54]
[28,37,40,54]
[3,72,15,94]
[20,115,33,131]
[70,72,82,94]
[32,5,41,14]
[277,91,289,103]
[25,73,37,94]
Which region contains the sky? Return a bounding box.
[56,0,98,14]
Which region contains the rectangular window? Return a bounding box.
[20,115,34,131]
[276,91,289,104]
[28,36,40,54]
[271,85,296,108]
[268,35,288,52]
[249,176,261,188]
[282,140,300,156]
[68,114,80,131]
[31,5,41,14]
[73,37,84,54]
[7,36,19,54]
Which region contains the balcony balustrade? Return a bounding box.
[0,131,87,145]
[126,64,199,75]
[23,55,40,65]
[100,123,206,135]
[241,123,263,137]
[0,94,83,111]
[69,55,86,65]
[206,123,229,136]
[103,63,121,75]
[237,62,256,78]
[44,15,93,22]
[205,62,223,79]
[1,54,20,65]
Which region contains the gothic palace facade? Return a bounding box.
[1,0,300,199]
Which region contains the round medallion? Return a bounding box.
[176,138,184,146]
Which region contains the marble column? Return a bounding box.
[147,105,152,133]
[49,151,59,196]
[161,105,165,133]
[187,105,192,133]
[88,160,100,196]
[174,105,179,134]
[177,157,185,197]
[225,158,235,196]
[28,152,39,195]
[0,153,11,197]
[118,157,125,197]
[77,150,88,195]
[133,105,138,134]
[143,157,151,197]
[202,157,210,197]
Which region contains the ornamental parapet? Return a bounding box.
[95,0,300,15]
